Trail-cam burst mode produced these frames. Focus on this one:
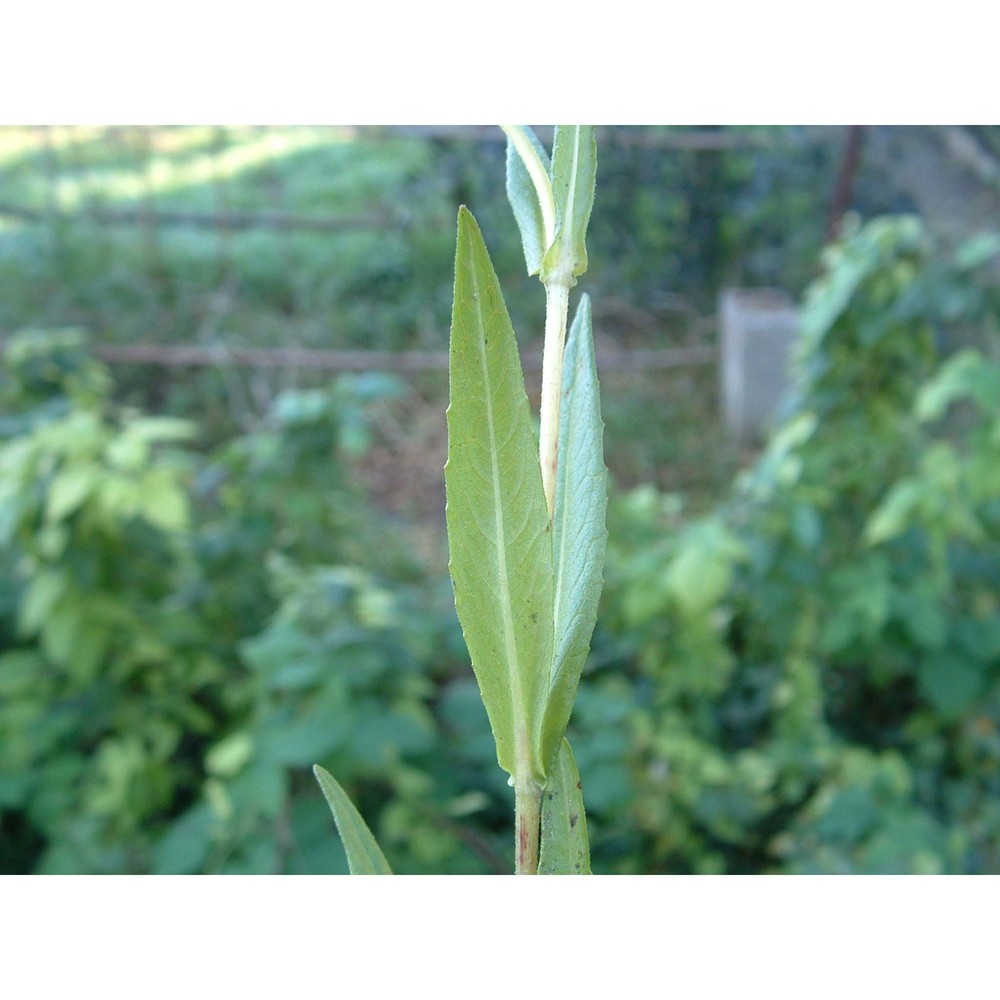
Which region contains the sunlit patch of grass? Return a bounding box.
[0,125,104,163]
[66,128,353,209]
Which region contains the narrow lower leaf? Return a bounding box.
[542,295,607,772]
[445,207,555,785]
[313,765,393,875]
[542,126,597,282]
[504,126,553,277]
[538,739,591,875]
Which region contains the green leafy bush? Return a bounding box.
[0,330,474,873]
[603,216,1000,873]
[0,330,218,872]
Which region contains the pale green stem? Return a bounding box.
[501,126,577,871]
[513,718,544,873]
[528,268,573,873]
[514,779,542,875]
[539,278,571,520]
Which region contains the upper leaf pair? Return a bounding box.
[445,206,606,788]
[503,125,597,285]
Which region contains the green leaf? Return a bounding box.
[541,295,606,772]
[799,215,925,353]
[892,583,947,651]
[445,207,554,785]
[65,614,109,682]
[105,418,194,471]
[142,485,188,533]
[916,349,1000,421]
[664,520,742,618]
[0,650,45,697]
[153,803,214,874]
[313,765,393,875]
[96,474,141,520]
[917,653,983,720]
[538,739,591,875]
[542,126,597,283]
[954,232,1000,270]
[505,126,552,276]
[128,415,197,444]
[206,732,254,778]
[865,479,924,544]
[36,596,106,680]
[19,569,69,635]
[46,465,97,523]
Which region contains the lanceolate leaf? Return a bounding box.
[445,207,554,784]
[541,294,607,772]
[313,765,393,875]
[542,126,597,283]
[504,126,553,277]
[538,739,591,875]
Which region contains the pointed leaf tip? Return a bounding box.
[313,765,393,875]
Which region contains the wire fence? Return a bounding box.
[3,125,831,498]
[0,125,849,377]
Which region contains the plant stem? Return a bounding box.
[539,278,571,520]
[529,272,571,872]
[514,780,542,875]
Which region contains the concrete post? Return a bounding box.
[719,289,799,444]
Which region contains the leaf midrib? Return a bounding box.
[561,126,583,257]
[468,260,532,775]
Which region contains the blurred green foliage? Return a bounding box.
[5,216,1000,873]
[0,330,211,871]
[0,127,878,458]
[0,126,910,504]
[0,329,486,872]
[602,217,1000,873]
